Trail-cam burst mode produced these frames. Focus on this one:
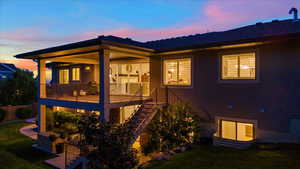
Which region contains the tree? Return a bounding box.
[78,113,139,169]
[0,70,37,106]
[142,103,201,154]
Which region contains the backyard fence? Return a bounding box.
[0,103,37,122]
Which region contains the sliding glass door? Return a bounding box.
[110,63,149,96]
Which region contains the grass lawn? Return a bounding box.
[0,122,55,169]
[146,144,300,169]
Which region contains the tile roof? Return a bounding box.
[15,19,300,58]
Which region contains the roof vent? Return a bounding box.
[289,7,298,20]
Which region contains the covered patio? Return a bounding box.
[27,37,154,133]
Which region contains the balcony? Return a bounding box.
[44,82,99,103]
[41,82,151,105]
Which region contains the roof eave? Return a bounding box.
[156,32,300,54]
[14,38,100,59]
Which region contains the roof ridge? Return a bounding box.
[145,19,294,44]
[15,19,300,58]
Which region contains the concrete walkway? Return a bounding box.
[45,153,65,169]
[20,122,67,169]
[19,123,38,140]
[25,117,36,123]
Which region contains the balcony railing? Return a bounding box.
[110,82,149,96]
[41,82,100,103]
[40,82,150,104]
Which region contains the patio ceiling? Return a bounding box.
[43,45,151,64]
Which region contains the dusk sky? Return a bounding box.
[1,0,300,71]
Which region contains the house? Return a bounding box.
[15,17,300,155]
[0,63,17,80]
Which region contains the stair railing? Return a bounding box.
[122,87,158,125]
[166,87,213,121]
[65,140,81,169]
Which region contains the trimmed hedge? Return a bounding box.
[16,107,33,119]
[0,108,6,122]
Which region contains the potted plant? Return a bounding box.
[49,133,65,154]
[49,134,58,153]
[56,143,64,154]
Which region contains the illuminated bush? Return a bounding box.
[142,103,201,154]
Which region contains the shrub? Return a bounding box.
[16,107,33,119]
[142,103,201,154]
[0,108,6,122]
[46,110,80,138]
[78,113,139,169]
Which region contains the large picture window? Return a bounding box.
[221,53,256,80]
[72,67,80,81]
[59,69,69,84]
[220,120,254,141]
[163,58,191,86]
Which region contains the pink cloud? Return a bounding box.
[71,0,300,41]
[0,59,37,72]
[0,26,47,42]
[2,0,300,63]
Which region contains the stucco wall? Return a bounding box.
[150,39,300,142]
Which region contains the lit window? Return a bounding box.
[220,120,254,141]
[222,53,256,80]
[76,109,85,113]
[54,106,62,111]
[163,58,191,86]
[72,67,80,81]
[221,121,236,140]
[59,69,69,84]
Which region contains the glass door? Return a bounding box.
[110,63,149,96]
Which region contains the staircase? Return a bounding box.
[65,102,165,169]
[64,141,83,169]
[124,101,166,144]
[65,88,165,169]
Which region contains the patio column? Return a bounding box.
[37,59,47,132]
[38,104,46,132]
[99,48,110,121]
[38,59,46,98]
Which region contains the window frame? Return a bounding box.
[71,67,81,81]
[219,119,255,141]
[162,57,193,87]
[218,49,260,83]
[59,68,69,84]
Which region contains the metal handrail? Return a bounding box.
[122,87,157,125]
[166,87,213,121]
[41,82,100,103]
[65,141,81,168]
[110,82,150,96]
[167,87,184,104]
